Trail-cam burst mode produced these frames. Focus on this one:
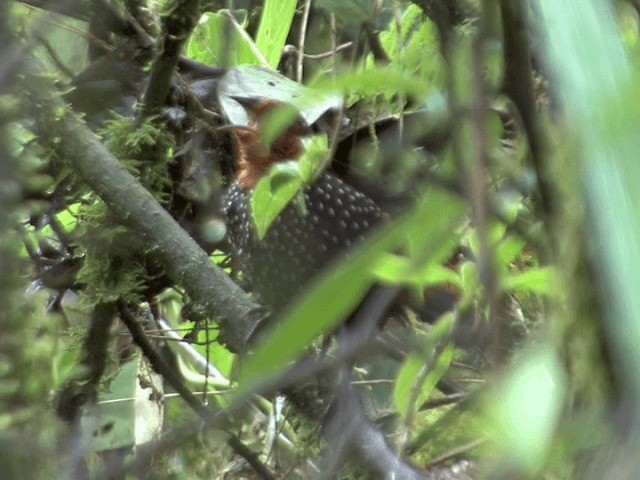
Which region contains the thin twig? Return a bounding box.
[419,392,467,410]
[296,0,313,82]
[426,438,486,467]
[292,41,353,60]
[330,14,337,74]
[118,305,276,480]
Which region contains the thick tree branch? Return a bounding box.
[30,89,262,350]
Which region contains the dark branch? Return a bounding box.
[500,0,557,227]
[54,302,117,423]
[322,377,432,480]
[139,0,201,118]
[118,306,275,480]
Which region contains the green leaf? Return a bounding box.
[459,260,479,308]
[482,344,566,474]
[536,0,640,398]
[371,252,412,283]
[251,161,305,240]
[371,253,461,291]
[368,188,465,291]
[309,65,431,100]
[375,4,445,90]
[254,0,297,68]
[236,187,465,394]
[256,102,304,151]
[187,11,262,66]
[394,315,455,418]
[502,266,558,296]
[250,136,328,240]
[496,234,527,267]
[81,355,163,451]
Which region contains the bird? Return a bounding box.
[223,98,385,314]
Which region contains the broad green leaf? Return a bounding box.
[371,253,461,290]
[535,0,640,399]
[371,252,412,283]
[251,161,305,240]
[496,234,527,267]
[255,102,304,151]
[254,0,297,68]
[81,355,163,451]
[413,264,462,290]
[187,11,262,66]
[502,266,557,296]
[236,224,399,392]
[299,136,328,180]
[250,136,327,239]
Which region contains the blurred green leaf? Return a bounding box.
[237,187,465,392]
[187,10,262,66]
[254,0,297,68]
[251,161,305,240]
[459,260,479,307]
[482,344,566,474]
[502,266,557,297]
[394,326,454,419]
[535,0,640,398]
[250,135,327,239]
[310,65,431,100]
[374,4,445,90]
[496,234,526,267]
[255,102,304,151]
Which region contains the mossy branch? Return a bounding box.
[31,90,262,351]
[140,0,201,118]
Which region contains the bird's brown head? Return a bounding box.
[230,98,311,189]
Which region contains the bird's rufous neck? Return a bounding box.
[232,125,305,189]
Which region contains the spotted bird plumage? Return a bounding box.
[223,99,383,313]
